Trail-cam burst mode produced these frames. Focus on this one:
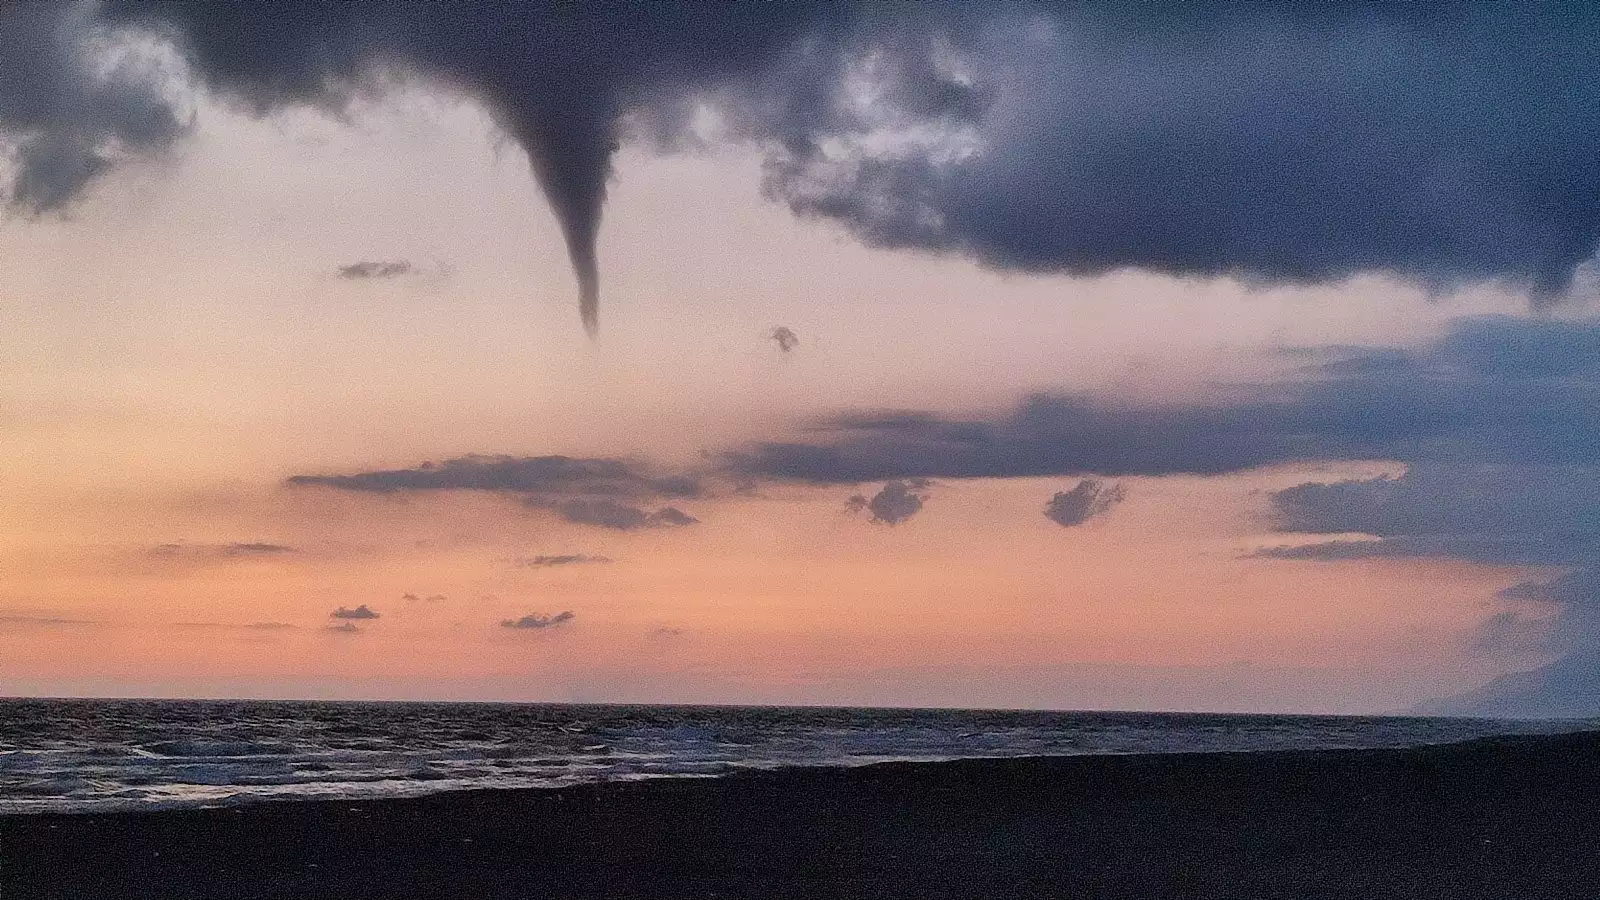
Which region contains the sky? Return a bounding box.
[2,1,1599,715]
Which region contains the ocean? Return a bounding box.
[0,698,1586,814]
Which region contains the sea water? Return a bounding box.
[0,698,1586,813]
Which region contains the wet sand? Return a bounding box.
[3,730,1598,899]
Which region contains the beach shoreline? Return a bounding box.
[4,730,1598,898]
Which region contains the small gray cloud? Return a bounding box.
[330,604,380,620]
[402,593,447,602]
[848,479,929,525]
[651,626,685,638]
[325,621,361,634]
[512,554,613,568]
[501,611,576,630]
[1044,479,1126,527]
[337,260,413,280]
[770,326,799,353]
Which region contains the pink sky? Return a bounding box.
[0,96,1564,713]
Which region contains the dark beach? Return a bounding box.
[4,730,1598,900]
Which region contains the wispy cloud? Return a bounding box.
[331,604,380,621]
[336,260,413,280]
[0,613,93,627]
[174,621,298,632]
[224,543,296,555]
[150,542,297,560]
[289,454,699,498]
[289,455,703,530]
[511,554,613,568]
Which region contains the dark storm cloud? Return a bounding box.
[727,317,1600,483]
[770,326,799,353]
[723,313,1600,712]
[500,611,575,630]
[337,260,412,280]
[1229,319,1600,713]
[848,480,929,525]
[0,2,189,214]
[330,604,379,620]
[1261,466,1600,567]
[283,317,1598,541]
[92,0,842,335]
[1044,479,1125,527]
[763,3,1600,302]
[4,4,1595,331]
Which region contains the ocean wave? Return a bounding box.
[0,699,1589,815]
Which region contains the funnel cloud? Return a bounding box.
[6,3,1600,332]
[91,1,831,335]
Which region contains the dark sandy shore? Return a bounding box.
[3,730,1598,899]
